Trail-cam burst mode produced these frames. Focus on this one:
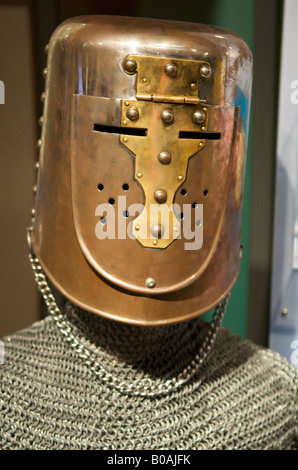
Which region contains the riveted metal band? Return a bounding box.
[123,55,211,103]
[121,55,212,249]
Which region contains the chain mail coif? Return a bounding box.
[0,301,297,450]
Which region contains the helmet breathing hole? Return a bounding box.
[192,202,198,208]
[109,198,115,205]
[100,217,107,225]
[97,183,104,191]
[122,183,129,191]
[196,220,201,226]
[203,189,209,196]
[181,188,187,196]
[123,210,129,218]
[178,212,184,220]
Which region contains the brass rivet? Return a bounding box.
[141,77,148,84]
[158,151,171,164]
[146,277,156,288]
[123,137,128,142]
[35,161,40,170]
[125,101,130,106]
[154,189,167,204]
[124,58,137,73]
[44,44,49,54]
[151,224,164,239]
[164,63,177,78]
[42,68,48,78]
[203,107,208,112]
[193,110,206,124]
[31,208,36,217]
[122,120,127,126]
[135,224,140,231]
[33,185,37,195]
[161,109,174,124]
[200,64,212,80]
[173,226,178,232]
[199,142,204,148]
[137,172,143,178]
[190,83,196,90]
[40,92,46,102]
[152,240,158,246]
[178,175,183,181]
[201,126,206,131]
[36,139,42,149]
[39,116,44,127]
[126,107,139,121]
[281,308,288,316]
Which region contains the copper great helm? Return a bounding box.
[30,16,252,325]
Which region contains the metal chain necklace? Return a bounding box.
[29,252,229,397]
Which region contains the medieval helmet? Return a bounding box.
[29,15,252,325]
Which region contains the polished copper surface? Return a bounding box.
[31,15,252,325]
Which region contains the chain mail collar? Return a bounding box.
[1,263,297,449]
[29,253,229,397]
[62,302,219,394]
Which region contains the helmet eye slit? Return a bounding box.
[179,131,221,140]
[93,123,147,137]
